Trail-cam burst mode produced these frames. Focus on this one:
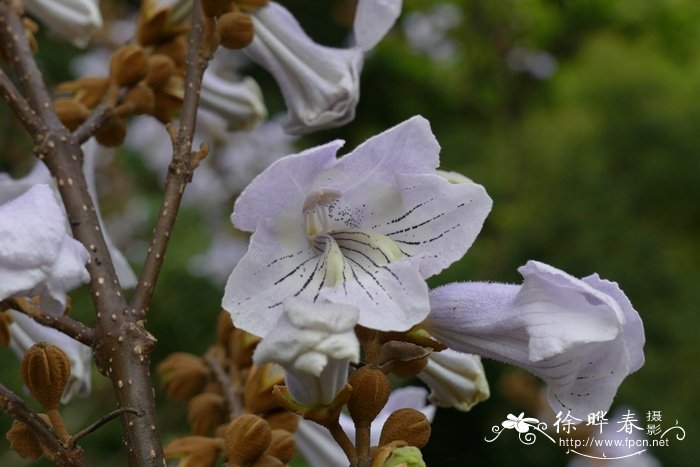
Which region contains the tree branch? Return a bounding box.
[130,2,216,317]
[3,297,95,347]
[0,383,90,467]
[0,66,48,139]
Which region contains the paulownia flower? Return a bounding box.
[25,0,102,48]
[7,311,91,403]
[245,0,402,134]
[222,115,491,336]
[253,297,359,407]
[0,184,89,311]
[417,348,490,411]
[425,260,645,419]
[295,386,435,467]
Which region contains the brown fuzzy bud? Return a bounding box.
[20,343,71,410]
[124,83,156,115]
[54,98,90,131]
[164,436,221,467]
[158,352,211,401]
[5,414,50,459]
[347,366,390,426]
[188,392,228,436]
[94,117,127,147]
[1,312,11,347]
[110,44,148,87]
[216,311,235,349]
[379,408,431,448]
[155,35,188,65]
[224,414,271,465]
[201,0,233,18]
[244,363,284,415]
[145,54,177,89]
[265,410,299,432]
[251,455,284,466]
[237,0,269,10]
[229,329,260,370]
[57,76,111,109]
[217,11,255,49]
[263,429,295,463]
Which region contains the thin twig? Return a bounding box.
[0,0,64,130]
[70,407,144,445]
[328,421,359,466]
[130,2,216,317]
[0,66,48,138]
[3,297,95,346]
[204,347,244,418]
[0,382,90,466]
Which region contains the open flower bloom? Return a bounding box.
[0,184,89,312]
[25,0,102,48]
[245,0,402,134]
[0,141,137,290]
[296,386,435,467]
[7,311,91,403]
[253,297,360,407]
[425,261,645,419]
[223,116,492,336]
[417,348,489,411]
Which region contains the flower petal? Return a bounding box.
[353,0,402,51]
[25,0,102,48]
[417,349,489,411]
[426,261,645,418]
[247,2,362,134]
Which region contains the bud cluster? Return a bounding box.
[159,311,299,467]
[5,343,73,460]
[53,0,196,146]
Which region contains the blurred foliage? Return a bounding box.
[2,0,699,466]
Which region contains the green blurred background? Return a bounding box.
[1,0,698,465]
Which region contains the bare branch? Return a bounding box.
[0,66,48,139]
[69,407,144,445]
[3,297,95,347]
[0,383,91,467]
[130,2,217,317]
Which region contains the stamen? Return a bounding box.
[303,188,342,239]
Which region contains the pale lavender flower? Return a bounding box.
[0,184,89,312]
[245,0,402,134]
[253,297,360,406]
[417,348,489,411]
[222,115,491,336]
[402,3,462,62]
[296,386,435,467]
[426,261,645,419]
[25,0,102,48]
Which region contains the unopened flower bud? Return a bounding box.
[347,366,390,426]
[265,410,299,432]
[215,311,234,349]
[157,352,211,401]
[124,83,156,115]
[110,44,148,87]
[201,0,233,18]
[57,76,111,109]
[263,429,295,463]
[1,312,11,347]
[217,11,255,49]
[237,0,269,10]
[94,116,127,147]
[5,414,50,459]
[229,328,260,370]
[145,54,177,89]
[382,446,426,467]
[20,343,71,410]
[155,35,188,65]
[188,392,228,435]
[251,455,284,466]
[54,98,90,131]
[224,414,271,465]
[164,436,221,467]
[244,363,284,414]
[379,408,431,448]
